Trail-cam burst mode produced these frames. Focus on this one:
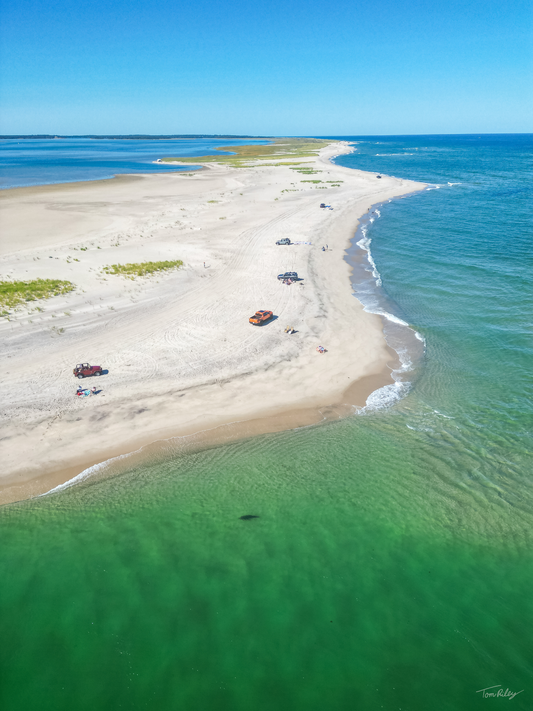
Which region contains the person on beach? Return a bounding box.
[91,386,97,395]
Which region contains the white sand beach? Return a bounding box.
[0,142,425,503]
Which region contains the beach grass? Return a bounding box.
[159,138,330,168]
[102,260,183,279]
[290,168,322,174]
[254,162,311,167]
[0,279,75,315]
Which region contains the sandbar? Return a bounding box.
[0,142,425,504]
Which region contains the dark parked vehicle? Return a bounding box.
[277,272,299,281]
[276,238,291,245]
[320,203,326,208]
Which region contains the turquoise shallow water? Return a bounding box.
[1,135,532,710]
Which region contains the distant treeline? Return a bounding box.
[0,134,267,140]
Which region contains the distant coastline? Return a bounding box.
[1,134,268,140]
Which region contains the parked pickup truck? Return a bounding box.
[73,363,103,379]
[276,238,291,245]
[249,310,273,325]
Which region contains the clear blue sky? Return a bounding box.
[1,0,531,135]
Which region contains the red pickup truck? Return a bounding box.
[73,363,103,379]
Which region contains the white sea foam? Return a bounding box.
[356,227,371,251]
[447,182,461,186]
[350,195,427,416]
[356,229,382,285]
[374,310,409,327]
[356,231,426,349]
[360,380,411,413]
[375,153,415,157]
[41,462,106,496]
[369,258,382,285]
[370,305,425,356]
[353,288,424,415]
[40,451,135,497]
[353,225,424,416]
[390,344,414,373]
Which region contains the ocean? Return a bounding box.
[1,135,532,710]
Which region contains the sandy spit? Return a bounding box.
[0,142,426,504]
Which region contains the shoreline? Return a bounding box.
[20,357,397,504]
[9,351,401,505]
[0,167,203,195]
[0,142,426,505]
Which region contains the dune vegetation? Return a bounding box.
[102,260,183,279]
[0,279,75,315]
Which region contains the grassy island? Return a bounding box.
[159,137,331,168]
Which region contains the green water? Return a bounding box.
[1,424,532,710]
[1,135,532,709]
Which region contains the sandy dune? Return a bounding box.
[0,142,425,503]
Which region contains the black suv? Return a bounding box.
[277,271,299,281]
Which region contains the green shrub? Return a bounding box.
[102,260,183,279]
[0,279,75,313]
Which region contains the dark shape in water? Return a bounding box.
[239,515,260,520]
